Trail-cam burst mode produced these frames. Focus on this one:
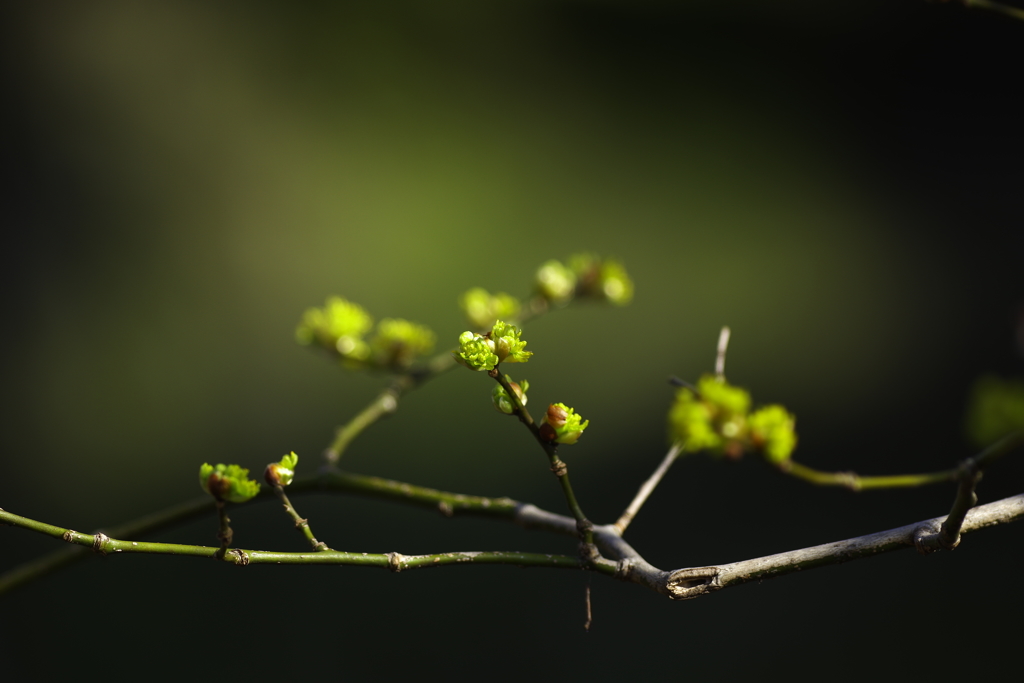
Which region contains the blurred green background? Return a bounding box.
[3,2,1022,680]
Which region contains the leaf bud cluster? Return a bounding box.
[669,375,796,462]
[296,296,435,370]
[199,463,261,503]
[534,254,634,306]
[454,320,532,371]
[460,288,522,330]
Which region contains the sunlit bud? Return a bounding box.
[454,330,499,371]
[265,451,299,487]
[369,318,436,370]
[490,320,532,364]
[295,297,373,366]
[492,377,529,415]
[535,260,576,303]
[200,463,261,503]
[460,288,522,330]
[540,402,589,445]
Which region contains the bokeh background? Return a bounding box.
[3,1,1022,680]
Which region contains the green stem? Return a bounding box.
[325,386,403,464]
[274,485,329,551]
[310,470,519,517]
[778,432,1022,490]
[780,461,956,489]
[490,370,598,559]
[0,508,615,574]
[215,500,233,559]
[0,473,528,594]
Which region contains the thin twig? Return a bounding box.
[490,369,599,559]
[274,485,329,551]
[715,326,731,379]
[584,582,593,631]
[913,433,1021,552]
[614,443,682,534]
[214,501,232,559]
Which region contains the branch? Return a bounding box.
[659,493,1024,599]
[7,480,1022,600]
[0,507,616,573]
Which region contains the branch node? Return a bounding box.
[614,558,634,582]
[62,530,76,543]
[666,567,721,600]
[91,533,110,555]
[913,522,943,554]
[294,517,309,529]
[838,471,861,491]
[550,461,568,477]
[437,501,454,517]
[388,552,405,573]
[229,549,250,566]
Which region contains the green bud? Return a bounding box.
[965,375,1024,446]
[296,297,373,366]
[669,375,752,455]
[200,463,261,503]
[668,388,723,453]
[539,402,589,445]
[454,330,499,371]
[265,451,299,487]
[748,406,797,463]
[370,318,436,369]
[535,260,576,303]
[492,377,529,415]
[567,253,634,305]
[668,375,796,461]
[597,259,634,305]
[696,375,751,416]
[490,320,532,364]
[460,288,522,330]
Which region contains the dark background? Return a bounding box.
[2,2,1022,680]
